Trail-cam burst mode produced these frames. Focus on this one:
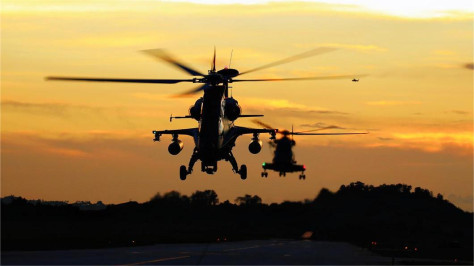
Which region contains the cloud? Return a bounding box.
[447,110,471,115]
[56,33,161,48]
[241,98,350,121]
[319,43,387,53]
[1,100,103,117]
[433,63,460,69]
[3,100,70,116]
[3,0,472,22]
[367,131,473,155]
[44,147,90,158]
[1,99,172,135]
[2,99,171,121]
[1,131,152,160]
[244,98,348,113]
[299,122,347,130]
[446,194,473,211]
[463,63,474,70]
[131,93,193,102]
[432,50,456,56]
[366,101,422,106]
[245,106,349,123]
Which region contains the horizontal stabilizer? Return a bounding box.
[239,114,264,118]
[170,115,192,122]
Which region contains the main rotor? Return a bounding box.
[47,47,365,97]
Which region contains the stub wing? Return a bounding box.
[232,126,276,137]
[292,132,368,135]
[223,126,276,147]
[152,128,199,141]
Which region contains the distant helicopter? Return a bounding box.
[47,47,363,180]
[253,120,367,180]
[352,78,359,82]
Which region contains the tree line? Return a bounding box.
[2,182,472,261]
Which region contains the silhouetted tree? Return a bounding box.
[149,192,162,202]
[191,190,218,206]
[414,187,433,198]
[235,194,262,206]
[313,188,335,203]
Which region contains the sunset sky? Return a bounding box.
[1,0,473,211]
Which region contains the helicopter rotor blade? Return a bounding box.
[291,132,368,136]
[251,119,275,130]
[46,77,194,84]
[239,47,337,76]
[268,140,276,149]
[232,74,365,82]
[172,83,211,98]
[142,49,204,76]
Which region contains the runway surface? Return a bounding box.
[2,239,393,265]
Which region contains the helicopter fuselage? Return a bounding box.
[261,135,306,179]
[198,85,233,168]
[153,84,273,178]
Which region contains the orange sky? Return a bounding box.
[1,1,473,211]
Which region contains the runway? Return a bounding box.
[2,239,393,265]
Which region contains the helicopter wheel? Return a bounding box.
[239,165,247,180]
[180,165,187,181]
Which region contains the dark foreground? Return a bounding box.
[1,240,395,265]
[3,240,470,265]
[2,182,472,262]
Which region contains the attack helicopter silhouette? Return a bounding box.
[47,47,363,180]
[253,120,367,179]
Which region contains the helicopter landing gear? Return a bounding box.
[202,161,217,174]
[299,171,306,180]
[180,148,199,180]
[239,165,247,180]
[187,148,199,174]
[225,151,246,179]
[180,165,187,180]
[261,171,268,178]
[279,172,286,177]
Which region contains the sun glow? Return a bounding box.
[1,0,472,211]
[162,0,474,18]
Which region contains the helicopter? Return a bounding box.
[253,120,368,180]
[47,47,362,180]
